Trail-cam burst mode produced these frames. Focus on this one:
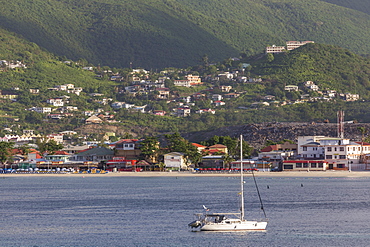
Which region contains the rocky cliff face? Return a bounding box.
[185,122,370,149]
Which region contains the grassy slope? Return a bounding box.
[0,0,369,69]
[0,26,112,93]
[319,0,370,15]
[252,43,370,98]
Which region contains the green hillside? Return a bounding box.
[251,43,370,99]
[0,0,370,68]
[320,0,370,15]
[1,32,370,136]
[0,27,115,106]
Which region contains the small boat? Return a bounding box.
[188,135,268,231]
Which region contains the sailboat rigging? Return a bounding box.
[188,135,268,231]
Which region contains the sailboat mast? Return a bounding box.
[240,134,245,221]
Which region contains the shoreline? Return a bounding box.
[1,170,370,178]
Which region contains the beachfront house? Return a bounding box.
[282,160,328,171]
[164,152,186,170]
[114,139,142,160]
[70,147,114,165]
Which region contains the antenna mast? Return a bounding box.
[240,135,244,221]
[337,110,344,138]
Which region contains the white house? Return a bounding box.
[164,152,187,170]
[47,98,64,107]
[284,85,299,92]
[196,108,215,114]
[298,136,370,170]
[31,107,52,113]
[212,94,223,101]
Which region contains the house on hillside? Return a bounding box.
[153,110,166,116]
[156,88,170,99]
[196,108,215,114]
[213,100,225,107]
[286,41,314,50]
[85,115,103,124]
[266,45,285,54]
[284,85,299,92]
[47,98,64,107]
[30,107,52,114]
[177,107,191,117]
[223,93,240,98]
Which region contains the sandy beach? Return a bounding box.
[2,170,370,178]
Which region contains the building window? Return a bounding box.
[296,163,302,168]
[284,165,293,170]
[353,147,355,151]
[334,147,337,152]
[340,147,344,151]
[327,147,332,152]
[337,164,345,168]
[311,163,317,168]
[339,155,346,159]
[303,147,307,151]
[326,155,332,159]
[303,163,309,168]
[318,163,324,168]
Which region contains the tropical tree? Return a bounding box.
[266,53,274,63]
[36,138,64,154]
[358,127,367,142]
[201,135,253,158]
[139,136,160,163]
[165,132,201,167]
[18,144,31,159]
[0,141,14,167]
[222,154,235,169]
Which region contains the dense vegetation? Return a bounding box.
[0,0,370,68]
[320,0,370,15]
[251,43,370,98]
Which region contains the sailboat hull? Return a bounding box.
[200,220,267,231]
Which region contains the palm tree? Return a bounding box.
[222,154,234,169]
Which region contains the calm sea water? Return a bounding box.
[0,175,369,246]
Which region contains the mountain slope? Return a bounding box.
[250,43,370,99]
[320,0,370,15]
[1,0,370,68]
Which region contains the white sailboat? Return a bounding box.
[188,135,268,231]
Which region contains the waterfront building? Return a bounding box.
[164,152,187,170]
